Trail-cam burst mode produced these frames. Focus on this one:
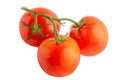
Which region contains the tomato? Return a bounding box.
[70,16,108,56]
[19,7,60,47]
[37,37,80,77]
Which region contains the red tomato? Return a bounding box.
[37,37,80,77]
[70,16,108,56]
[19,7,60,47]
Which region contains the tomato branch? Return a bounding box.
[21,6,87,42]
[21,6,81,27]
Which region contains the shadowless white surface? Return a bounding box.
[0,0,120,80]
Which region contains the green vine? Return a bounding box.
[21,6,87,43]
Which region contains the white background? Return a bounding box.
[0,0,120,80]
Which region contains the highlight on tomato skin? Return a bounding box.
[37,36,80,77]
[70,16,108,56]
[19,7,61,47]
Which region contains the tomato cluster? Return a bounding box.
[19,7,108,77]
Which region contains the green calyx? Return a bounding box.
[21,7,48,40]
[21,6,88,43]
[76,20,89,30]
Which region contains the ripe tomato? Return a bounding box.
[19,7,60,47]
[37,37,80,77]
[70,16,108,56]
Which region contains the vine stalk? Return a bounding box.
[21,6,86,43]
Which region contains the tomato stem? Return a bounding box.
[53,18,80,27]
[34,15,38,31]
[21,6,88,42]
[21,7,82,27]
[49,17,61,43]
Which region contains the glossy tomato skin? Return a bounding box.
[19,7,60,47]
[70,16,108,56]
[37,37,80,77]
